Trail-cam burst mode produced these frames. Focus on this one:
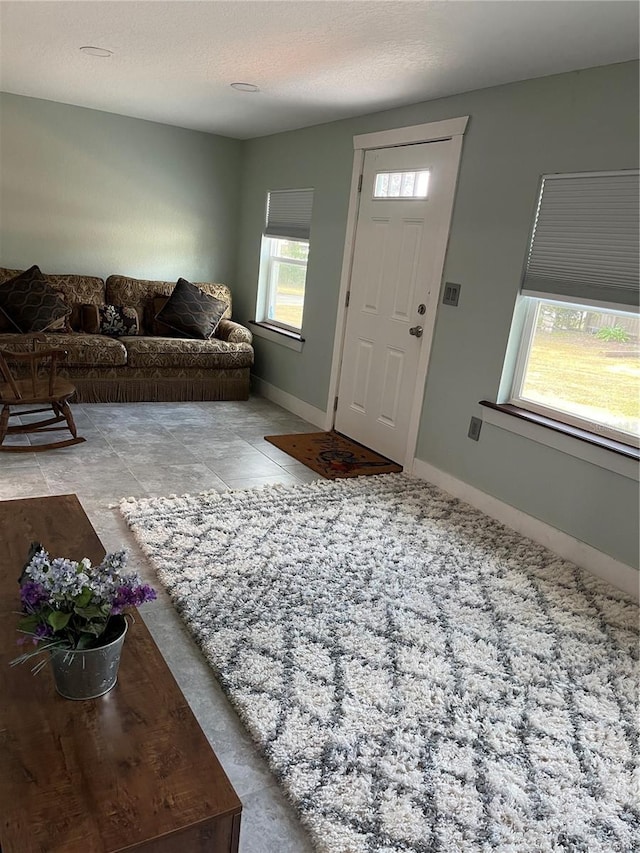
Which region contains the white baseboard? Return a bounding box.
[251,375,326,429]
[412,458,639,600]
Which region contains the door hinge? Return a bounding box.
[357,174,363,193]
[345,291,350,307]
[334,395,339,412]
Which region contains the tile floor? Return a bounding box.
[0,395,321,852]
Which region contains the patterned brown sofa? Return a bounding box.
[0,269,253,402]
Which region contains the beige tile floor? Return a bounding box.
[0,396,321,852]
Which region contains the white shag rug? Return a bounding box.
[120,474,639,853]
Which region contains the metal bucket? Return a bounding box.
[49,616,128,700]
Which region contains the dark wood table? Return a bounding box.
[0,494,242,853]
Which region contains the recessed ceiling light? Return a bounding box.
[230,82,259,93]
[80,46,113,58]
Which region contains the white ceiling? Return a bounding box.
[0,1,638,139]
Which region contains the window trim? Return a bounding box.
[248,320,305,352]
[508,296,640,449]
[479,401,639,482]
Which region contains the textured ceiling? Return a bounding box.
[0,1,638,139]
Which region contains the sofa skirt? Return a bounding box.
[70,370,250,403]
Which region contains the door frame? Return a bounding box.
[325,116,469,472]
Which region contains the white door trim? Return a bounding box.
[325,116,469,471]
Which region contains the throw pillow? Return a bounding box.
[144,294,176,337]
[45,292,74,332]
[0,265,71,332]
[81,304,100,335]
[154,278,226,339]
[0,309,13,333]
[98,305,140,337]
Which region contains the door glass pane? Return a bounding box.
[373,170,430,199]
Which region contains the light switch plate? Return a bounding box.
[443,282,461,306]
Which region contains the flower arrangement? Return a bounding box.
[13,543,156,670]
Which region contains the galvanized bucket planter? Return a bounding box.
[49,615,128,700]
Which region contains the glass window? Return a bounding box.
[374,170,430,199]
[511,297,640,446]
[259,238,309,332]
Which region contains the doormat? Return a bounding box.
[264,430,402,479]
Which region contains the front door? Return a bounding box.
[335,139,458,464]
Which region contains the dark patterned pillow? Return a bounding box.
[99,305,139,337]
[0,265,71,332]
[144,294,177,337]
[155,278,226,339]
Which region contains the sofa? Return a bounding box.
[0,268,254,402]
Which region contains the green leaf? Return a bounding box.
[17,614,40,633]
[48,611,72,631]
[74,588,92,608]
[74,605,104,619]
[80,620,107,636]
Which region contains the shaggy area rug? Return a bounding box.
[120,474,639,853]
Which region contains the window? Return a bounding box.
[504,170,639,448]
[373,170,429,199]
[256,188,313,334]
[512,297,639,445]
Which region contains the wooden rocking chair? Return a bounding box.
[0,337,85,452]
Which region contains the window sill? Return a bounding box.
[248,321,305,352]
[479,401,639,481]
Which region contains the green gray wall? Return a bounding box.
[236,61,639,569]
[0,93,241,282]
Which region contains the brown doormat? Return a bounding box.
[264,430,403,479]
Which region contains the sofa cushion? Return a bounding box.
[0,333,127,367]
[0,268,106,307]
[154,278,226,340]
[122,336,253,370]
[0,266,71,332]
[105,275,232,333]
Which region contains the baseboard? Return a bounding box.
[412,458,639,600]
[251,375,326,429]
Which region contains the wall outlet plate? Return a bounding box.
[442,282,461,306]
[468,416,482,441]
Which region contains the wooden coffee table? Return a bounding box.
[0,494,242,853]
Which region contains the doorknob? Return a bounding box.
[409,325,423,338]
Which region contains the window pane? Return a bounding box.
[268,260,306,329]
[520,300,640,439]
[400,172,416,197]
[374,173,390,197]
[389,172,402,196]
[373,170,430,199]
[273,239,309,261]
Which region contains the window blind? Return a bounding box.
[264,188,314,241]
[521,171,639,308]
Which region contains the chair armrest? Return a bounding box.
[215,319,253,345]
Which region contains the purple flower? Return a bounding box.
[111,583,157,615]
[20,581,49,610]
[33,622,54,644]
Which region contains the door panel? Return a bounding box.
[335,140,454,463]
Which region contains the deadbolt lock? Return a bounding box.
[417,303,426,315]
[409,325,424,338]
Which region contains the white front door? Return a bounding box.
[335,139,458,464]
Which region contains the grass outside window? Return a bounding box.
[512,299,640,446]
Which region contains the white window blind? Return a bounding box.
[264,188,314,241]
[521,171,639,307]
